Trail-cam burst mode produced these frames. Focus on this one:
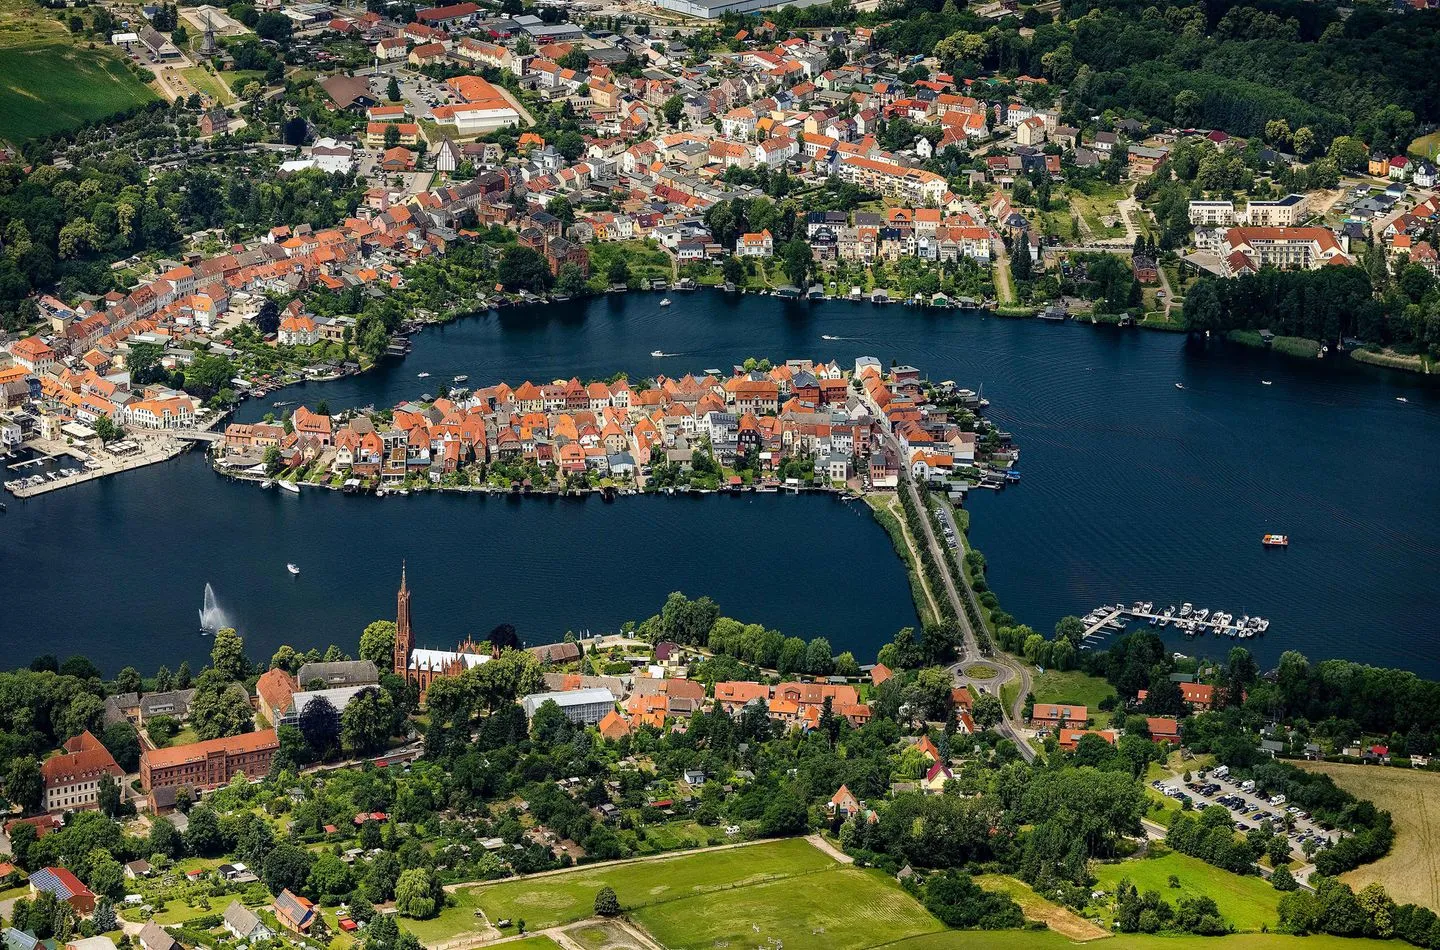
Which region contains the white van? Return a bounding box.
[1269,794,1287,806]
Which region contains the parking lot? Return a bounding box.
[1154,770,1340,862]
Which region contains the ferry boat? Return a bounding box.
[1262,534,1289,547]
[287,563,300,575]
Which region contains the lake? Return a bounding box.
[3,291,1437,676]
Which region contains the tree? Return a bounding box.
[359,620,396,667]
[91,899,117,933]
[387,77,400,102]
[97,774,122,818]
[780,238,810,287]
[342,688,395,754]
[190,673,254,740]
[115,666,142,695]
[662,95,684,126]
[210,626,248,680]
[1271,864,1298,891]
[1011,237,1032,282]
[263,842,314,895]
[93,416,122,442]
[299,695,342,758]
[606,256,630,287]
[88,851,124,898]
[594,886,620,917]
[1327,136,1368,173]
[256,299,280,335]
[760,787,808,836]
[556,262,589,297]
[394,868,440,919]
[148,816,181,858]
[308,852,353,902]
[498,246,552,293]
[972,693,1003,729]
[184,805,225,856]
[5,757,42,815]
[101,722,141,772]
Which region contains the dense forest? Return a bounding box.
[873,0,1439,156]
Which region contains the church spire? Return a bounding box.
[394,562,413,681]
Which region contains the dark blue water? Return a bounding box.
[4,292,1438,676]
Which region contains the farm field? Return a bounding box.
[974,874,1109,941]
[633,865,943,950]
[0,0,155,143]
[1092,850,1280,932]
[403,838,834,940]
[889,932,1405,950]
[1300,761,1440,911]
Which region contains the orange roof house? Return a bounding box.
[597,709,632,740]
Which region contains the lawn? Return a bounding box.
[1028,669,1117,726]
[1300,761,1440,911]
[1092,850,1280,932]
[1066,181,1128,239]
[973,874,1108,941]
[180,66,234,104]
[633,866,943,950]
[585,240,672,289]
[406,839,834,940]
[0,0,156,143]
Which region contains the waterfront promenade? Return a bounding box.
[6,420,223,499]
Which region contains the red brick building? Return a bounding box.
[140,730,279,805]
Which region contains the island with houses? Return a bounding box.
[217,356,1017,497]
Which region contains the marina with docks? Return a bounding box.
[1081,600,1270,645]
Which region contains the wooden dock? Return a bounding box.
[1081,604,1268,643]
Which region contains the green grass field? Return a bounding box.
[889,932,1403,950]
[0,0,155,143]
[1028,669,1118,726]
[1409,130,1440,161]
[1092,851,1280,932]
[634,866,943,950]
[405,839,834,940]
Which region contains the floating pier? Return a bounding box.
[1080,601,1269,645]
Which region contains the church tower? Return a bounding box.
[394,562,413,681]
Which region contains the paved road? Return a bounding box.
[873,421,1037,762]
[932,499,1035,741]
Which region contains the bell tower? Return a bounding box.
[394,562,413,680]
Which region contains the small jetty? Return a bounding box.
[1079,600,1270,645]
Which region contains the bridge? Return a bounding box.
[170,428,224,443]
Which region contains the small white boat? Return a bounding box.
[1175,382,1185,390]
[821,334,840,341]
[1262,380,1272,386]
[278,480,300,494]
[651,350,666,358]
[287,563,300,575]
[417,372,431,378]
[260,479,273,489]
[453,375,469,383]
[659,298,672,307]
[1397,397,1408,403]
